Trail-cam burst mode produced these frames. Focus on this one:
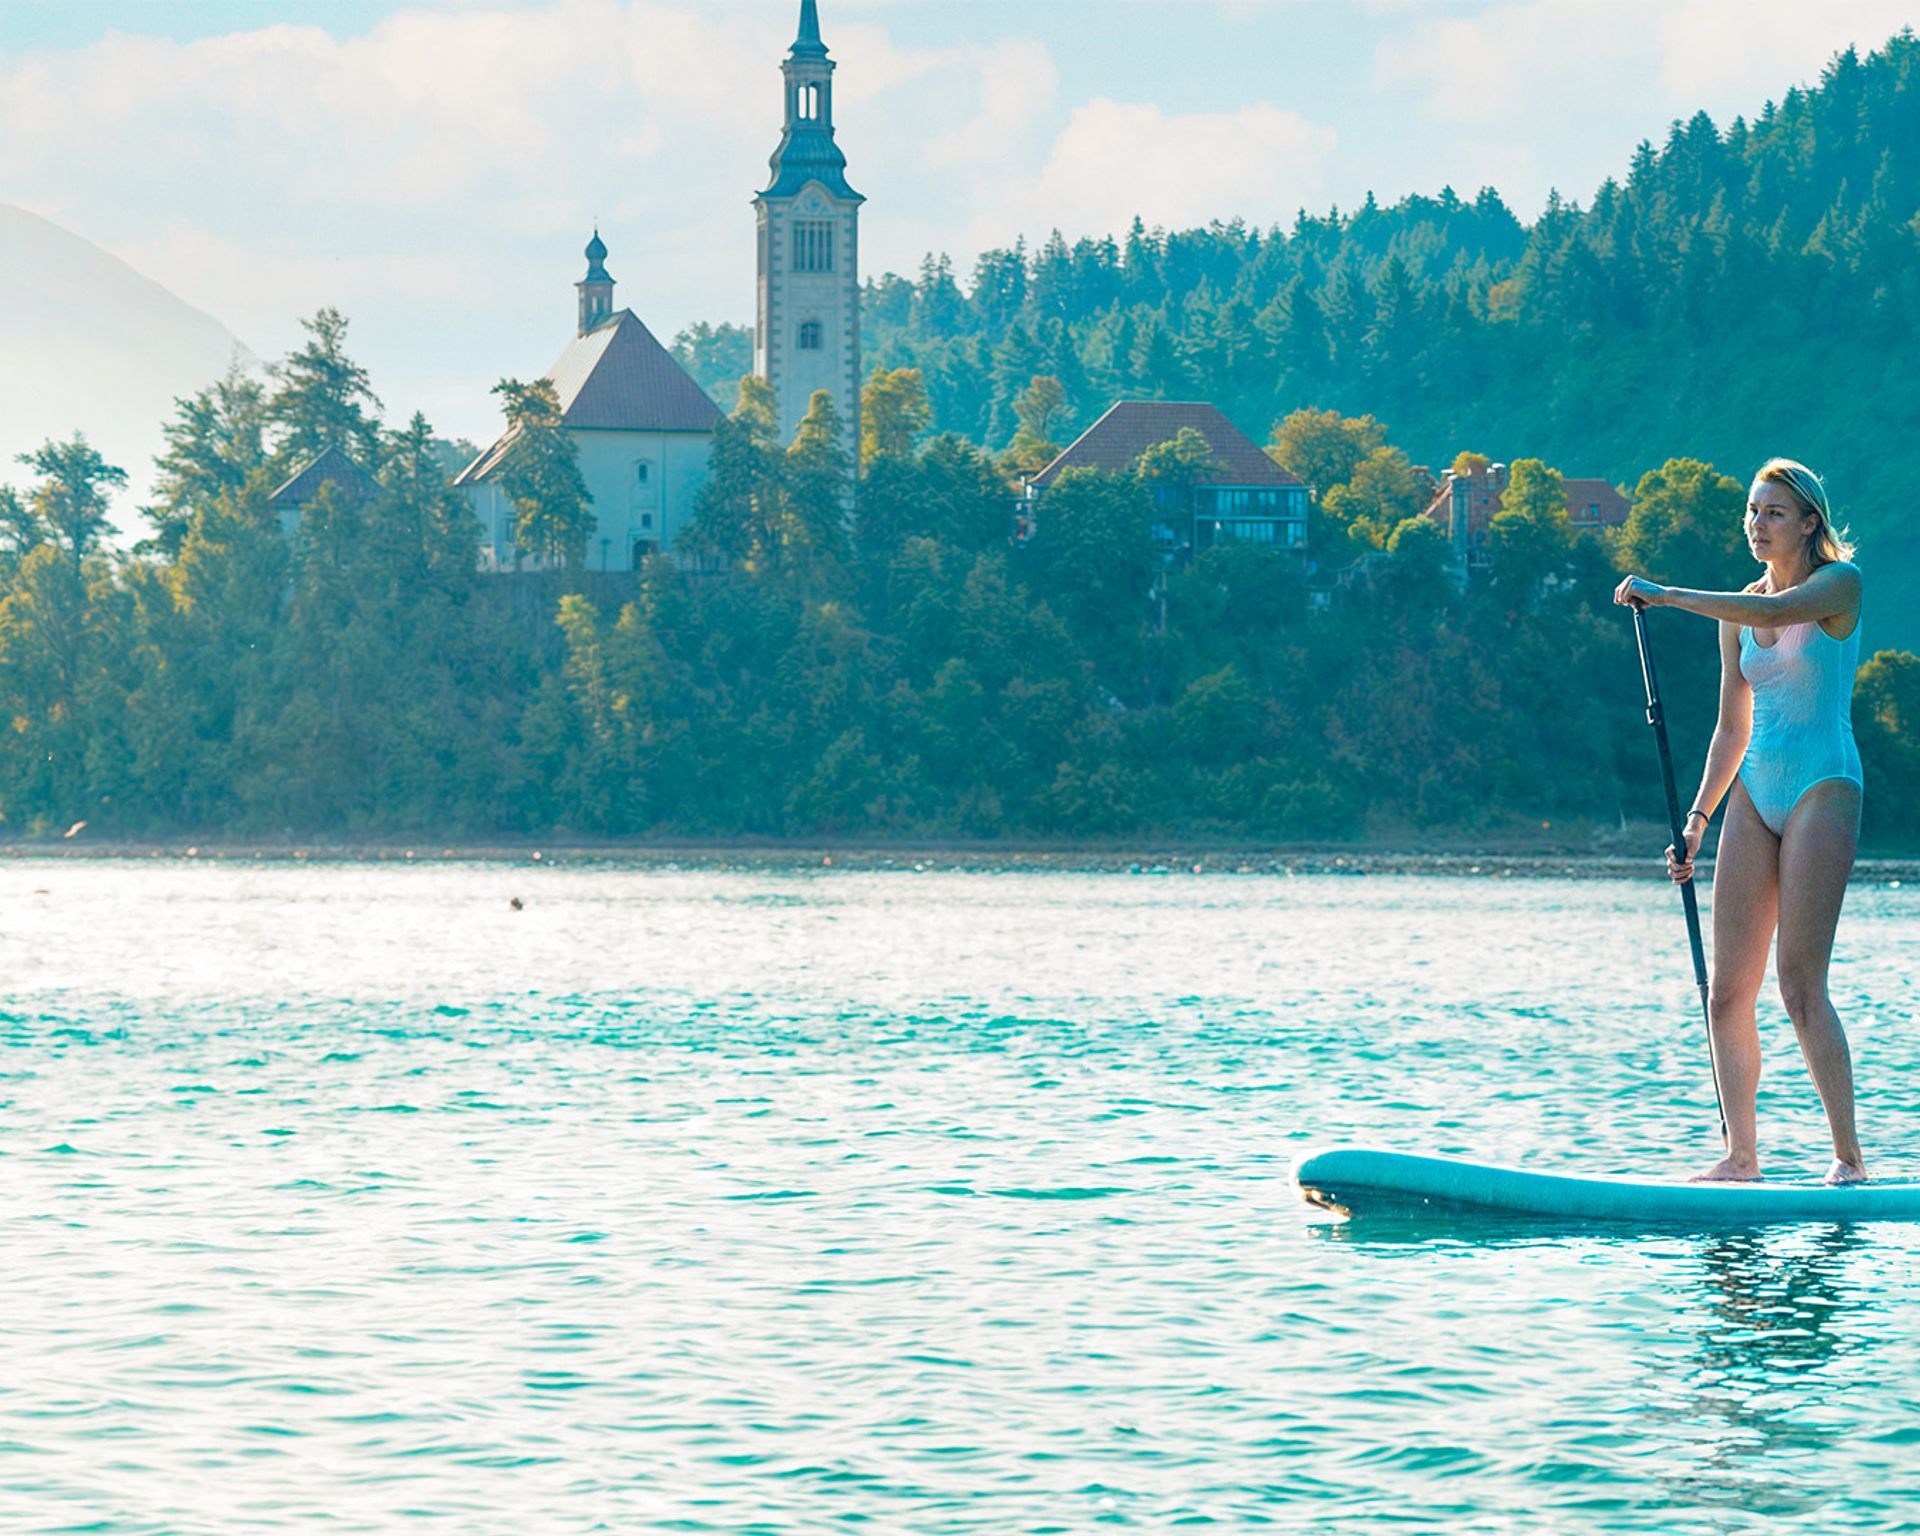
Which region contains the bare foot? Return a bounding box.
[1826,1158,1868,1186]
[1689,1156,1763,1183]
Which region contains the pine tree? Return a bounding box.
[268,308,383,470]
[489,379,592,569]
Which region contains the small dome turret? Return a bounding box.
[577,229,615,335]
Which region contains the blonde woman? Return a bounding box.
[1613,459,1864,1185]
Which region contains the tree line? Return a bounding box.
[3,311,1918,846]
[676,32,1920,646]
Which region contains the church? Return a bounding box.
[456,0,862,571]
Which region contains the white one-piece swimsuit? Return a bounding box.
[1737,619,1863,835]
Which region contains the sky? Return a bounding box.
[2,0,1916,449]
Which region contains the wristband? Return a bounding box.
[1685,808,1709,826]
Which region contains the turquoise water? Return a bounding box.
[4,860,1919,1532]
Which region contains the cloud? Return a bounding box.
[994,97,1337,245]
[0,0,1068,443]
[1375,0,1917,128]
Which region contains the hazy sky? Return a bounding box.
[3,0,1915,447]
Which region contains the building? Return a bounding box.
[754,0,863,450]
[1025,401,1310,557]
[455,233,722,572]
[268,445,377,539]
[1423,460,1630,574]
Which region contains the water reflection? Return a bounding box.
[1309,1214,1868,1521]
[1652,1225,1863,1519]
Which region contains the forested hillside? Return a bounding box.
[679,34,1920,646]
[6,35,1920,849]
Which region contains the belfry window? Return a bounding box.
[793,221,834,273]
[797,319,823,351]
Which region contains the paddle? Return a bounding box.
[1629,600,1728,1142]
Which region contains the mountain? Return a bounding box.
[0,203,252,520]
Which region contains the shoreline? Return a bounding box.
[7,835,1919,882]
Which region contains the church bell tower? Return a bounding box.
[754,0,863,452]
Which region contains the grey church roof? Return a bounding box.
[456,309,721,485]
[269,444,378,506]
[1029,402,1306,490]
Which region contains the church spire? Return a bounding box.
[576,229,614,335]
[763,0,861,201]
[792,0,827,58]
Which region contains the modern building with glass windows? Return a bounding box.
[1024,400,1310,559]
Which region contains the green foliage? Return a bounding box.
[671,321,755,408]
[1616,457,1750,589]
[490,378,592,568]
[1488,458,1573,609]
[1270,407,1387,497]
[860,367,933,467]
[1854,649,1920,841]
[851,32,1920,642]
[269,308,383,469]
[1324,445,1424,553]
[1007,373,1070,474]
[143,364,267,557]
[15,435,129,561]
[10,30,1920,845]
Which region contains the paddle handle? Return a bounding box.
[1630,601,1726,1138]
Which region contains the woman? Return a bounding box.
[1613,458,1864,1185]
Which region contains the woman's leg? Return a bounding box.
[1775,779,1865,1182]
[1697,781,1779,1179]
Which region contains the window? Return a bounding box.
[797,319,823,351]
[799,83,822,119]
[792,220,834,273]
[635,462,650,485]
[640,512,653,530]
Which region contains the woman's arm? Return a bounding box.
[1615,562,1860,627]
[1668,621,1753,883]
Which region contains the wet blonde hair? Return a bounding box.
[1753,457,1854,565]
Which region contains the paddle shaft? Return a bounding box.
[1630,601,1727,1139]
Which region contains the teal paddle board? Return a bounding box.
[1293,1146,1920,1225]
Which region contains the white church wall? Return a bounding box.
[574,429,714,570]
[469,430,713,571]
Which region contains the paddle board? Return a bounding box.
[1293,1146,1920,1225]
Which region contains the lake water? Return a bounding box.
[4,859,1919,1533]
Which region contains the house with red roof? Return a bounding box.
[1423,460,1630,574]
[456,232,722,572]
[1025,400,1309,558]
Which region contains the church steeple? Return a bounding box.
[754,1,862,454]
[792,0,826,58]
[764,0,861,201]
[576,229,614,335]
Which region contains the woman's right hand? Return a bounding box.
[1666,818,1705,884]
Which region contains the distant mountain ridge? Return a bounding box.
[0,203,251,516]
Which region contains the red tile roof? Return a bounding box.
[1028,401,1303,490]
[1421,464,1629,534]
[457,309,721,484]
[1563,478,1630,526]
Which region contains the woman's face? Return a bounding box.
[1746,479,1815,563]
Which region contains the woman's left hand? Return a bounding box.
[1613,574,1668,608]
